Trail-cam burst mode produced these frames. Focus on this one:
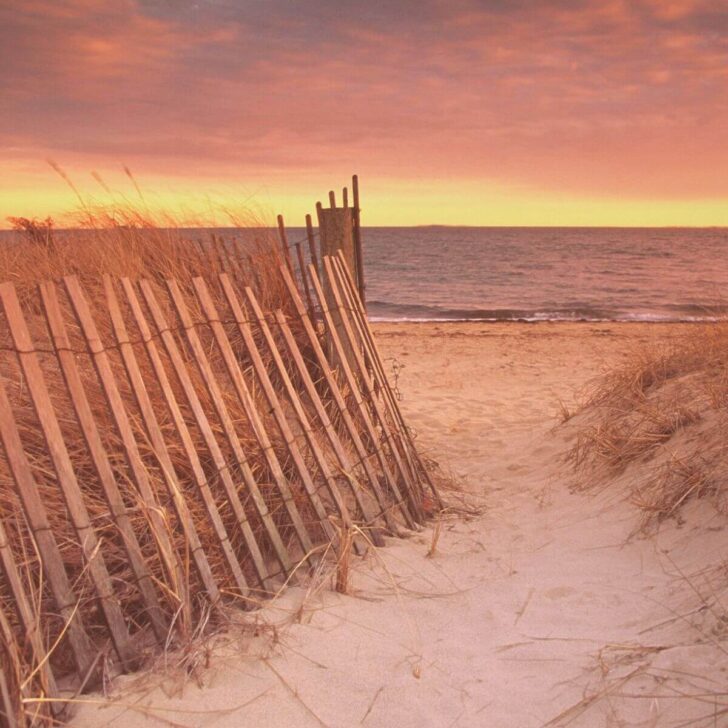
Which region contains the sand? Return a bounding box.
[72,322,728,727]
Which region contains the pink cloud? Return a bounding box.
[1,0,727,200]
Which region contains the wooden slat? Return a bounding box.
[66,275,187,623]
[329,255,422,492]
[278,264,400,533]
[305,213,321,298]
[0,518,59,706]
[178,284,293,580]
[244,287,353,531]
[0,660,16,728]
[306,264,417,529]
[0,283,136,669]
[294,241,315,322]
[116,278,222,606]
[323,257,425,522]
[164,278,275,592]
[213,277,336,543]
[351,174,366,306]
[130,280,249,598]
[271,309,385,545]
[39,281,167,643]
[333,253,443,510]
[0,376,96,679]
[192,276,315,558]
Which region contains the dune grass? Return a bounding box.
[0,205,333,726]
[567,323,728,530]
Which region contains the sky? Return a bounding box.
[1,0,728,227]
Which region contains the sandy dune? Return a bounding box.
[73,322,727,727]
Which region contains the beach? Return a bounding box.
[71,320,726,727]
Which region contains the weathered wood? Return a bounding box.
[328,256,421,490]
[244,289,353,529]
[0,661,16,728]
[133,280,249,599]
[214,277,336,543]
[0,282,136,668]
[39,281,167,643]
[271,309,384,543]
[165,278,274,592]
[276,214,295,273]
[294,242,315,322]
[307,265,417,529]
[0,376,96,679]
[305,213,321,297]
[202,275,315,557]
[278,265,400,533]
[351,174,366,306]
[333,254,443,510]
[118,278,221,606]
[69,276,187,622]
[342,187,348,209]
[328,191,336,208]
[0,518,59,705]
[323,257,425,522]
[189,279,295,579]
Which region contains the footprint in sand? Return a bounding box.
[544,586,577,600]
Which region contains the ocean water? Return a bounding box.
[3,226,727,323]
[357,227,728,323]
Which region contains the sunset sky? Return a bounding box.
[2,0,728,227]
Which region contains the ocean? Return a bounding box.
[2,225,727,323]
[356,227,728,323]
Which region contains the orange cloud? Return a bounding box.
[1,0,727,224]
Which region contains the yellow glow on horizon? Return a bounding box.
[1,169,727,229]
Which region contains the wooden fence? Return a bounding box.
[0,240,439,725]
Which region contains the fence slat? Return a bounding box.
[132,281,250,599]
[323,257,425,522]
[0,376,96,679]
[192,276,315,559]
[66,275,187,625]
[243,287,353,531]
[306,265,417,529]
[214,276,336,542]
[278,265,400,533]
[0,283,136,669]
[117,278,222,606]
[271,309,385,544]
[333,253,443,510]
[184,284,294,580]
[39,281,167,643]
[179,292,294,574]
[0,518,59,708]
[165,278,274,593]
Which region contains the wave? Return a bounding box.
[367,300,728,323]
